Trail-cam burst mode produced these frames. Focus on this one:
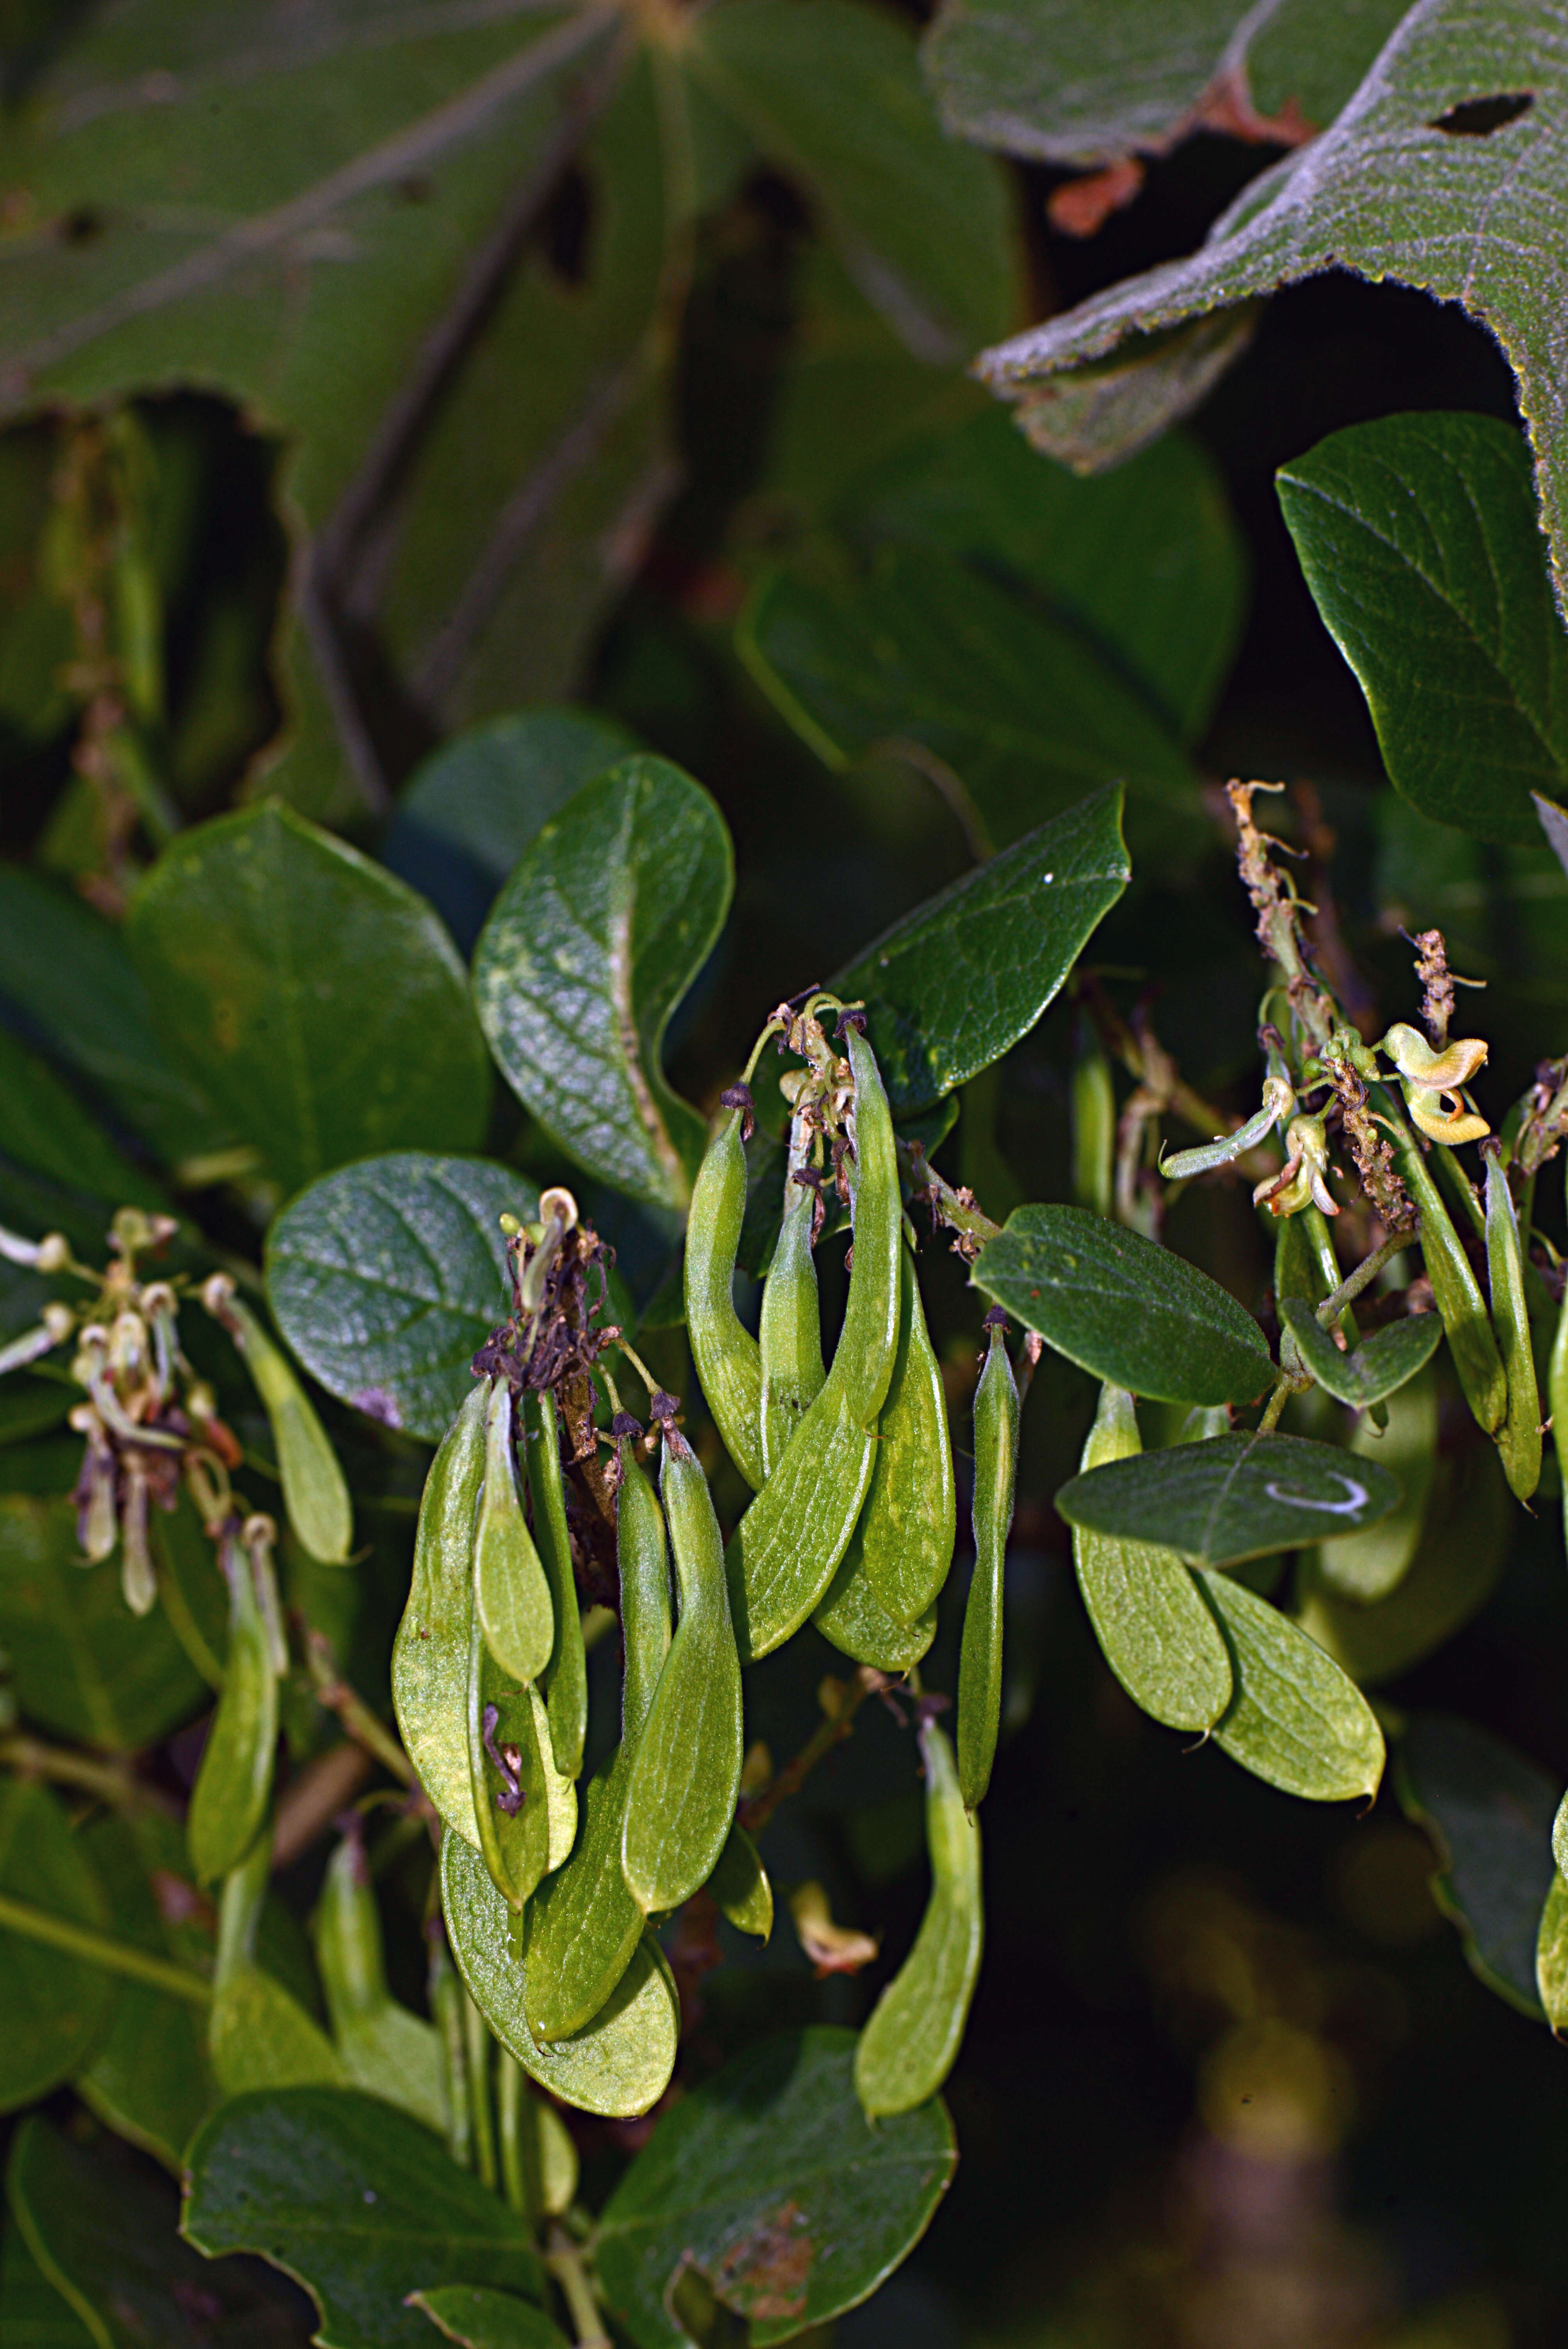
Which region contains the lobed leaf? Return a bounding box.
[473,758,732,1214]
[973,1205,1274,1406]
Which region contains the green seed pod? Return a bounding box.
[622,1419,745,1914]
[853,1718,982,2119]
[1071,1384,1232,1733]
[1070,1019,1115,1219]
[1552,1271,1568,1569]
[815,1243,956,1663]
[685,1101,765,1491]
[209,1826,343,2097]
[428,1931,473,2170]
[467,1609,558,1914]
[1306,1369,1438,1604]
[523,1388,587,1779]
[758,1113,827,1476]
[524,1429,673,2042]
[473,1377,554,1690]
[187,1531,280,1887]
[1390,1120,1507,1434]
[442,1830,679,2119]
[709,1822,773,1941]
[393,1384,486,1846]
[726,1023,902,1660]
[313,1831,446,2134]
[223,1295,352,1566]
[1483,1144,1541,1502]
[955,1314,1019,1812]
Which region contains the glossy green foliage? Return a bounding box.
[474,1380,553,1693]
[11,2116,305,2349]
[524,1442,671,2040]
[395,1384,487,1848]
[831,788,1130,1113]
[1058,1431,1401,1568]
[0,863,227,1167]
[759,1121,827,1477]
[474,759,732,1212]
[1535,1874,1568,2029]
[1304,1370,1439,1604]
[224,1295,352,1565]
[974,1205,1273,1406]
[740,552,1197,855]
[727,1028,902,1659]
[1298,1442,1511,1687]
[127,803,490,1196]
[856,1723,983,2114]
[1279,415,1568,844]
[956,1324,1018,1810]
[75,1812,216,2172]
[0,1494,203,1750]
[1279,1297,1443,1408]
[413,2285,571,2349]
[1071,1387,1232,1734]
[385,710,640,953]
[922,0,1404,168]
[184,2086,544,2349]
[187,1541,278,1887]
[523,1390,587,1780]
[597,2027,956,2349]
[972,1,1568,613]
[839,419,1245,745]
[817,1245,955,1659]
[709,1826,773,1941]
[1389,1121,1507,1433]
[1398,1713,1557,2017]
[0,1780,112,2110]
[686,1107,766,1492]
[269,1157,535,1442]
[623,1428,744,1914]
[1484,1151,1542,1500]
[313,1835,446,2136]
[1201,1574,1385,1804]
[442,1833,678,2119]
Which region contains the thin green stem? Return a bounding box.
[612,1339,664,1406]
[0,1889,211,2004]
[463,1989,497,2191]
[0,1734,179,1818]
[497,2049,527,2219]
[305,1633,419,1789]
[547,2224,611,2349]
[1314,1232,1410,1330]
[1258,1375,1296,1435]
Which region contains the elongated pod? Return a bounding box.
[685,1101,765,1491]
[956,1313,1019,1811]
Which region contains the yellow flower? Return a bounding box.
[1253,1115,1339,1219]
[1377,1022,1489,1145]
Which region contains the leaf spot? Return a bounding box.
[709,2198,814,2322]
[1429,93,1534,136]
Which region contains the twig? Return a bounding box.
[738,1668,887,1836]
[0,1734,180,1819]
[305,1632,421,1791]
[548,2225,611,2349]
[271,1741,374,1872]
[1313,1232,1409,1330]
[0,1889,211,2004]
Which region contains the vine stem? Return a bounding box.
[1314,1231,1410,1329]
[548,2225,611,2349]
[305,1632,421,1790]
[738,1666,886,1836]
[0,1890,211,2004]
[1257,1376,1296,1436]
[0,1734,179,1818]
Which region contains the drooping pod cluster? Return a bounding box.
[394,1000,1019,2124]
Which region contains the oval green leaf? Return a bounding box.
[412,2285,572,2349]
[973,1205,1273,1406]
[126,802,492,1197]
[1397,1712,1556,2018]
[1199,1573,1385,1804]
[596,2026,956,2349]
[472,757,733,1212]
[268,1155,536,1442]
[830,788,1129,1114]
[1056,1432,1402,1569]
[1279,1296,1443,1408]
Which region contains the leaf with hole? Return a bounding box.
[184,2087,545,2349]
[1057,1432,1401,1568]
[597,2026,955,2349]
[973,1205,1274,1406]
[127,804,491,1197]
[473,758,732,1213]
